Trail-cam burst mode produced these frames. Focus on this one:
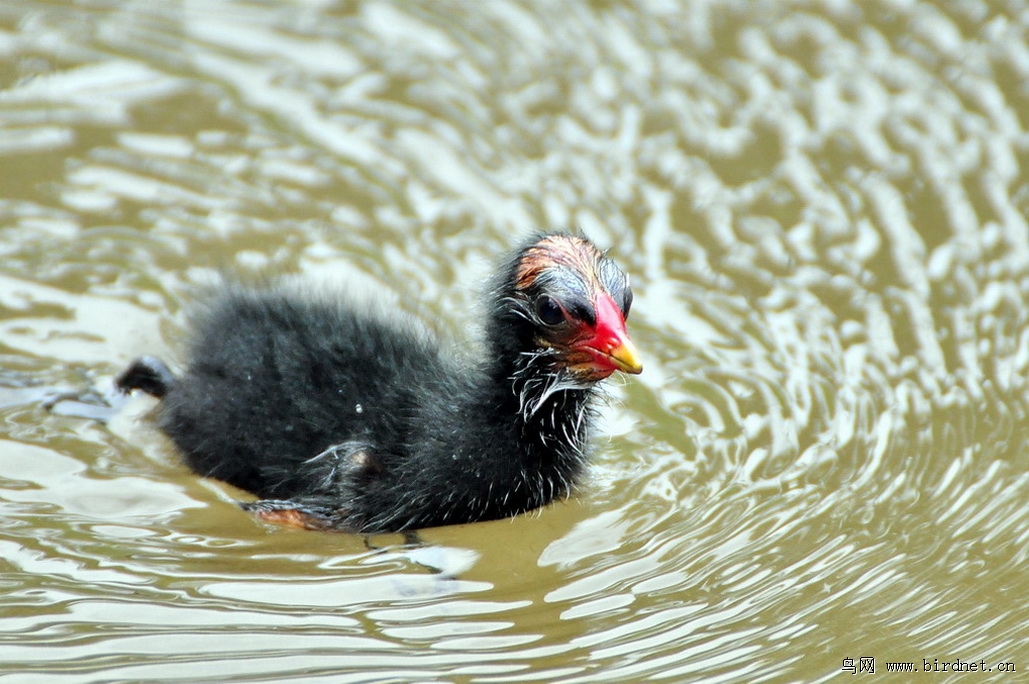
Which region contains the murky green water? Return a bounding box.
[3,0,1029,681]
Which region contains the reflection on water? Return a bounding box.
[2,0,1029,680]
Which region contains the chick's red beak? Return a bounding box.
[572,292,643,377]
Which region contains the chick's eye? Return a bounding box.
[534,295,565,326]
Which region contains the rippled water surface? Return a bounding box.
[3,0,1029,681]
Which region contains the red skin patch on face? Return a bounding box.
[566,292,641,378]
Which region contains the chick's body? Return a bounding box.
[118,234,641,533]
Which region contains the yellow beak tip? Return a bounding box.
[609,341,643,375]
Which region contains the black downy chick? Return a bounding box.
[117,233,642,533]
